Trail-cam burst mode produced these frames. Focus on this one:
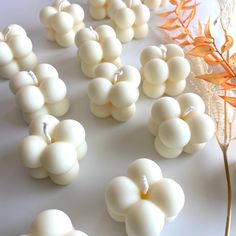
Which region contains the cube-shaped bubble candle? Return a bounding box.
[20,209,88,236]
[9,63,70,124]
[88,63,141,122]
[0,24,37,79]
[108,0,150,43]
[148,93,216,158]
[140,44,190,98]
[106,158,185,236]
[40,0,85,47]
[75,25,122,78]
[19,115,87,185]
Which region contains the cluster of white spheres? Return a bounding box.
[19,115,87,185]
[21,209,88,236]
[87,63,141,121]
[105,158,185,236]
[0,24,37,79]
[148,93,216,158]
[140,44,190,98]
[9,63,70,124]
[75,25,122,78]
[107,0,151,42]
[40,0,85,47]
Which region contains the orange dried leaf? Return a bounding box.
[188,45,215,57]
[194,36,214,45]
[197,72,232,85]
[170,0,178,5]
[160,23,181,30]
[221,82,236,90]
[176,1,186,16]
[172,33,187,40]
[221,35,233,53]
[156,10,174,17]
[182,2,200,10]
[204,54,221,66]
[179,41,191,47]
[204,18,213,38]
[198,21,202,35]
[220,96,236,107]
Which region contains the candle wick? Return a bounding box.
[89,26,99,41]
[182,105,195,118]
[159,44,167,60]
[113,69,123,84]
[43,122,52,144]
[4,26,11,41]
[141,175,149,195]
[58,0,66,11]
[28,71,39,86]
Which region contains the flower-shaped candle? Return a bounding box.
[0,24,37,79]
[108,0,150,43]
[40,0,85,47]
[75,25,122,78]
[9,63,70,124]
[106,158,185,236]
[19,115,87,185]
[140,44,190,98]
[148,93,216,158]
[21,209,88,236]
[88,63,141,121]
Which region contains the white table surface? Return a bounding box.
[0,0,236,235]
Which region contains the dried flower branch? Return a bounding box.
[157,1,236,235]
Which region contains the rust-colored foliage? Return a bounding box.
[157,0,236,107]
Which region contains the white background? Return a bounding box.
[0,0,236,235]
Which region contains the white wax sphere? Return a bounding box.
[53,120,86,147]
[133,5,150,25]
[143,0,161,9]
[40,6,57,27]
[134,24,149,39]
[167,57,190,81]
[101,37,122,61]
[118,66,141,87]
[177,93,206,114]
[89,6,107,20]
[50,12,74,34]
[108,0,126,18]
[114,8,136,29]
[47,97,70,117]
[149,178,185,218]
[115,27,134,43]
[4,24,27,38]
[144,58,169,84]
[75,28,97,47]
[0,41,13,66]
[16,86,45,113]
[165,79,186,96]
[29,209,73,235]
[183,142,206,154]
[42,142,77,175]
[81,62,97,78]
[185,112,215,143]
[140,46,162,65]
[88,78,112,105]
[142,80,166,98]
[19,135,47,168]
[18,52,37,71]
[110,82,139,108]
[106,176,140,216]
[111,104,136,122]
[64,4,84,23]
[29,114,59,138]
[89,0,106,7]
[165,44,184,60]
[158,118,191,148]
[34,63,59,80]
[127,158,163,189]
[151,97,181,124]
[126,201,165,236]
[96,25,117,42]
[0,61,19,78]
[8,35,32,58]
[79,40,103,64]
[50,161,80,185]
[77,142,88,160]
[29,167,48,179]
[40,78,67,103]
[90,102,111,118]
[94,63,118,80]
[55,31,75,47]
[154,135,183,159]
